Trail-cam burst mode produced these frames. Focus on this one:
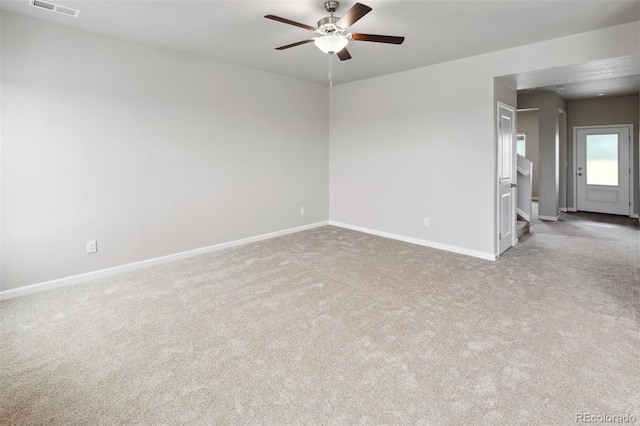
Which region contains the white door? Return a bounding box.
[498,102,516,255]
[576,126,630,215]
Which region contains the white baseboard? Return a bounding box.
[538,215,559,221]
[562,208,636,218]
[329,221,496,261]
[559,208,568,213]
[0,221,330,301]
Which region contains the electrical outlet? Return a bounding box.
[86,240,97,254]
[423,218,430,227]
[301,206,306,215]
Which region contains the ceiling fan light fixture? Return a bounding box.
[314,35,348,54]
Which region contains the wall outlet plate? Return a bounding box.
[86,240,97,254]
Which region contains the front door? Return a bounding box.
[576,126,630,215]
[498,102,516,255]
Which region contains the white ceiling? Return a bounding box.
[507,55,640,100]
[513,56,640,89]
[1,0,639,87]
[545,75,640,100]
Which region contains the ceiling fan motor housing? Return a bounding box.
[317,16,344,35]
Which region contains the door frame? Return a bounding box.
[572,124,634,216]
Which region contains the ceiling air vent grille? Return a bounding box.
[30,0,80,17]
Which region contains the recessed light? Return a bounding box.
[596,93,605,97]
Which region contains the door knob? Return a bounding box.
[578,173,582,176]
[510,183,517,188]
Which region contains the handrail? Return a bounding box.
[516,154,533,226]
[517,154,532,176]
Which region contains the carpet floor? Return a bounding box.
[1,217,639,424]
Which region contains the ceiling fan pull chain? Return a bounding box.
[329,53,333,87]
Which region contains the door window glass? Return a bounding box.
[586,134,618,186]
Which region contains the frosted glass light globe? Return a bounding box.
[314,35,348,54]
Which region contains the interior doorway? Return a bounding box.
[574,125,633,216]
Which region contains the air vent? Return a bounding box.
[30,0,80,17]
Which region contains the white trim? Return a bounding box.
[0,221,330,301]
[516,208,530,222]
[632,125,636,217]
[329,221,496,261]
[559,208,568,212]
[631,214,639,219]
[567,207,577,212]
[572,124,634,217]
[538,215,559,221]
[516,165,530,176]
[573,127,577,214]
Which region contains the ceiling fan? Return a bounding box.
[265,1,404,61]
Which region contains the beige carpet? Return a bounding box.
[1,218,639,424]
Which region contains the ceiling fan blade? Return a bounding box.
[336,3,372,28]
[274,39,315,50]
[264,15,316,32]
[336,48,352,61]
[351,33,405,44]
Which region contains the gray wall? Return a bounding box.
[1,13,329,291]
[566,95,639,214]
[517,110,540,198]
[495,79,517,107]
[330,22,638,257]
[2,13,639,291]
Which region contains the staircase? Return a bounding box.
[517,218,530,239]
[516,154,533,239]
